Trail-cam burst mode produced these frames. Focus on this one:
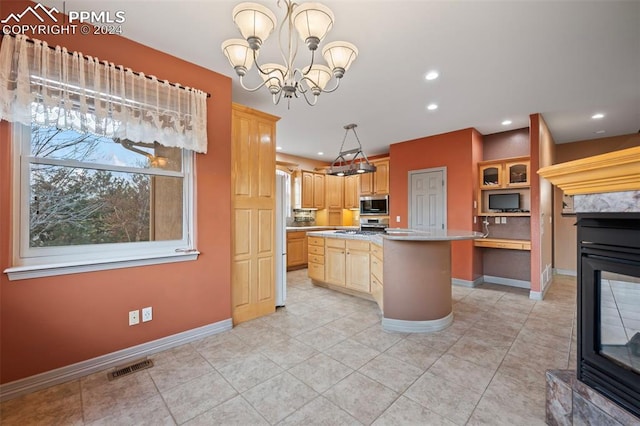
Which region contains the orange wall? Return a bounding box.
[389,128,482,282]
[0,1,232,383]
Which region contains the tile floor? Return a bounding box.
[0,271,578,425]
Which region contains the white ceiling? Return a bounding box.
[43,0,640,160]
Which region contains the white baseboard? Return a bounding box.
[554,268,577,277]
[0,318,232,402]
[451,277,483,288]
[530,290,545,300]
[482,275,531,289]
[382,312,453,333]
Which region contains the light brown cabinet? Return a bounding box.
[477,156,531,217]
[323,238,371,292]
[325,174,344,209]
[286,231,307,270]
[298,171,326,209]
[360,158,390,195]
[346,240,371,293]
[344,175,360,209]
[479,157,529,189]
[308,236,325,281]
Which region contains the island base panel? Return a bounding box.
[383,239,452,322]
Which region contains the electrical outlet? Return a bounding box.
[495,217,501,224]
[396,215,401,223]
[142,306,153,322]
[473,216,477,224]
[501,217,507,224]
[129,310,139,326]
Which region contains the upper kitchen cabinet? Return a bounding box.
[344,175,360,209]
[360,158,390,195]
[479,156,530,189]
[296,170,326,209]
[325,174,343,209]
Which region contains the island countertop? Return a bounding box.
[306,228,483,243]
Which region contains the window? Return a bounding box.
[10,122,196,276]
[1,35,208,279]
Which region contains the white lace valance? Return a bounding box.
[0,34,209,153]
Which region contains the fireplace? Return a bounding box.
[577,212,640,418]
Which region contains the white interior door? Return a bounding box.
[409,168,446,230]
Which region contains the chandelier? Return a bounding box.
[328,124,376,176]
[221,1,358,106]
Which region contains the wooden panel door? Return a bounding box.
[346,241,370,293]
[301,171,314,208]
[325,246,346,286]
[313,173,325,209]
[344,175,359,209]
[373,159,389,194]
[231,104,280,325]
[325,175,344,209]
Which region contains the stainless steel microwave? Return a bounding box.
[359,195,389,216]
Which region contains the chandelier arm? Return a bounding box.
[300,89,319,106]
[277,0,298,77]
[318,77,341,93]
[238,75,273,92]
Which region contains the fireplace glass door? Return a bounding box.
[599,271,640,374]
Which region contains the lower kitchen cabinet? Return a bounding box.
[307,236,325,281]
[287,231,307,270]
[323,238,370,292]
[325,239,346,286]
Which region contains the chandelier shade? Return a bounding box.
[221,0,358,106]
[292,3,334,49]
[232,3,277,47]
[322,41,358,77]
[302,64,332,93]
[221,39,255,74]
[260,63,287,93]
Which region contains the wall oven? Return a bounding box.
[359,195,389,216]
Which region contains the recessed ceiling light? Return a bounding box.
[594,130,606,134]
[501,120,512,126]
[317,152,324,156]
[276,146,283,150]
[425,71,439,81]
[591,113,605,119]
[427,103,438,111]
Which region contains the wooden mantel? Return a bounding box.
[537,146,640,195]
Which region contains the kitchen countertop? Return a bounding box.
[286,226,359,232]
[307,228,482,243]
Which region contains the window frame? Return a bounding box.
[6,124,199,281]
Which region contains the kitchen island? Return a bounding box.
[306,228,482,333]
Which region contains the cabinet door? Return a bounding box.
[344,175,359,209]
[479,164,502,189]
[373,159,389,194]
[346,249,370,293]
[326,175,344,209]
[325,246,346,286]
[328,210,342,226]
[301,171,314,208]
[505,161,529,187]
[360,172,373,195]
[313,173,326,209]
[287,238,305,267]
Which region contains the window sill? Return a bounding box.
[4,251,200,281]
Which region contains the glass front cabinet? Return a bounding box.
[479,158,529,189]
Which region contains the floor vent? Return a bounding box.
[107,359,154,381]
